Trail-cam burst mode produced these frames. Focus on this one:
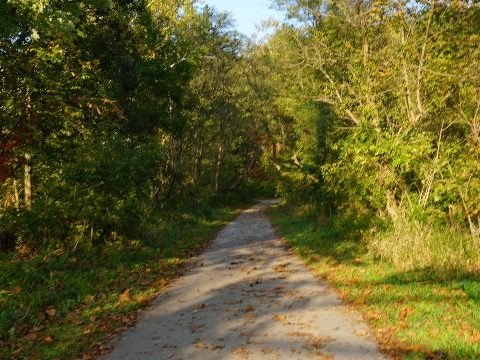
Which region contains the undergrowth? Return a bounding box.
[267,203,480,360]
[0,205,245,359]
[369,218,480,272]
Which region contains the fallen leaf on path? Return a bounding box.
[195,342,224,350]
[260,347,278,355]
[232,347,250,355]
[272,264,291,273]
[189,324,204,333]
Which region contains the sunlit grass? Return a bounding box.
[267,204,480,359]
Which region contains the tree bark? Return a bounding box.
[13,179,20,211]
[24,154,32,210]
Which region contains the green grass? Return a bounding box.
[0,205,245,359]
[267,204,480,360]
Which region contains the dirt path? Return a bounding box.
[105,201,387,359]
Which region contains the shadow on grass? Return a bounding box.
[267,204,480,360]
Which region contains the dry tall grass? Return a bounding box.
[368,219,480,272]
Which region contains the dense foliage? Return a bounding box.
[1,0,478,284]
[0,0,273,253]
[261,0,480,270]
[1,0,479,357]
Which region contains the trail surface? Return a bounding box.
[105,201,387,360]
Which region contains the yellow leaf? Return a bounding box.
[44,335,54,343]
[118,288,131,302]
[45,308,56,317]
[398,321,409,329]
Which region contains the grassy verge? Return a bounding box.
[0,205,245,359]
[267,204,480,360]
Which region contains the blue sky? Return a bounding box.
[199,0,285,37]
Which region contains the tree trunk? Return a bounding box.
[13,180,20,211]
[24,154,32,210]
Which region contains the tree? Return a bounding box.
[266,0,480,236]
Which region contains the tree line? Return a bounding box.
[0,0,277,252]
[1,0,479,269]
[260,0,480,269]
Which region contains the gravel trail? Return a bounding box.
[105,200,387,360]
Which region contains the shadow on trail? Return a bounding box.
[105,201,385,360]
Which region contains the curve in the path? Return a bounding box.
[104,200,387,360]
